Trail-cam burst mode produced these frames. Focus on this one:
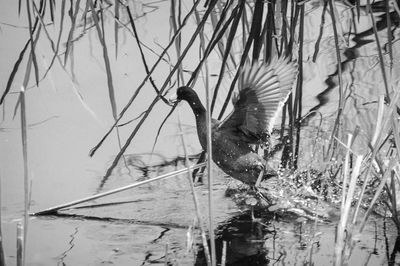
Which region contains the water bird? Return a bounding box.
[173,57,297,186]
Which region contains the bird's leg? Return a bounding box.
[247,165,264,222]
[253,164,272,205]
[255,167,264,188]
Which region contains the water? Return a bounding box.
[0,0,399,265]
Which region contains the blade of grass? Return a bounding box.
[32,0,66,82]
[241,2,247,50]
[81,0,90,29]
[210,2,236,68]
[366,0,390,100]
[89,0,118,119]
[49,0,55,22]
[31,0,104,126]
[385,0,393,73]
[32,162,206,216]
[26,0,39,86]
[89,0,203,157]
[345,157,399,260]
[16,222,23,266]
[341,134,353,212]
[279,0,289,55]
[190,0,237,181]
[19,35,35,263]
[64,0,81,66]
[282,96,294,167]
[281,0,300,167]
[326,0,345,160]
[312,0,328,62]
[356,0,360,22]
[371,95,385,146]
[352,96,385,222]
[150,105,177,159]
[352,88,400,230]
[96,0,217,181]
[125,6,168,104]
[177,111,211,266]
[287,1,300,54]
[202,28,216,266]
[105,7,171,67]
[193,2,216,262]
[89,0,130,174]
[334,155,363,266]
[293,2,304,169]
[250,0,264,61]
[0,174,5,266]
[219,1,260,120]
[263,0,276,61]
[390,165,400,230]
[210,1,242,113]
[20,85,29,266]
[391,0,400,17]
[221,240,227,266]
[358,159,396,233]
[1,0,47,105]
[18,0,22,16]
[391,114,400,163]
[0,40,30,105]
[188,0,237,87]
[114,0,119,58]
[171,0,184,86]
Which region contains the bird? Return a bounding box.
[173,57,297,186]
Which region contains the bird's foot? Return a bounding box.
[250,207,262,222]
[255,187,271,205]
[253,167,270,202]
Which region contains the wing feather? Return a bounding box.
[219,57,297,144]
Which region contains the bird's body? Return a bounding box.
[176,57,297,185]
[183,94,266,184]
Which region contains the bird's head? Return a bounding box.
[169,86,196,104]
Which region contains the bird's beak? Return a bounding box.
[169,94,179,105]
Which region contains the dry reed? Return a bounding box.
[0,175,5,266]
[16,222,23,266]
[32,162,206,216]
[177,111,211,265]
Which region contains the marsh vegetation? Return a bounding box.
[1,0,400,265]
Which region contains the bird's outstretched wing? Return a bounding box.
[219,57,297,144]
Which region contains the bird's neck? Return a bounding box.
[185,97,209,150]
[186,96,206,117]
[185,94,206,125]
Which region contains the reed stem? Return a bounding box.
[203,20,216,266]
[0,175,5,266]
[177,111,211,266]
[334,155,363,266]
[221,240,227,266]
[16,222,23,266]
[326,0,344,160]
[20,87,29,266]
[32,163,206,216]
